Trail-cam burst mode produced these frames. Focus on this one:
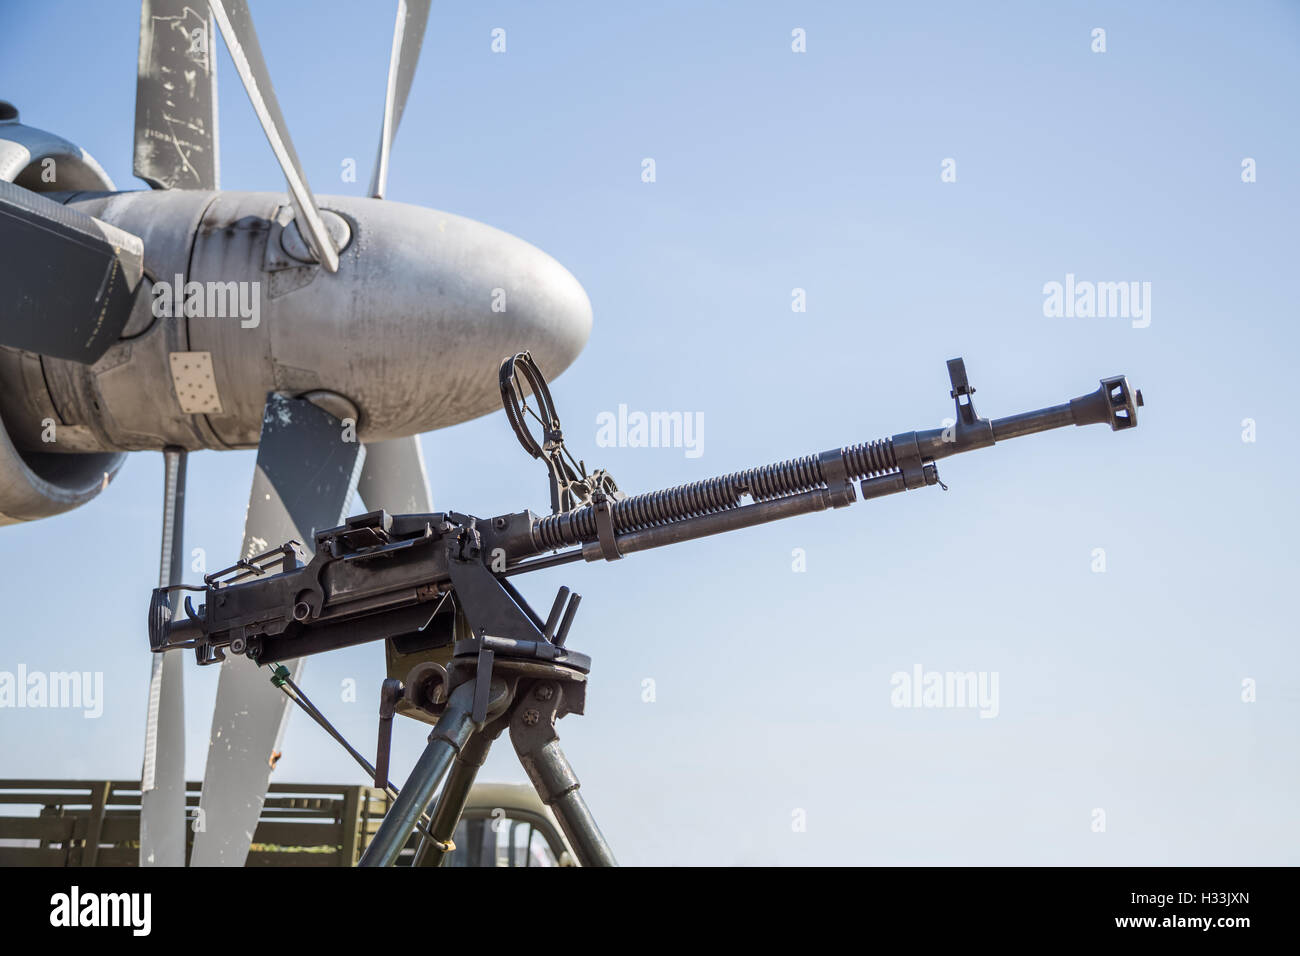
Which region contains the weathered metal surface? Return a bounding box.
[0,180,144,363]
[0,188,219,455]
[0,186,213,524]
[168,351,223,414]
[208,0,337,271]
[0,387,125,525]
[0,185,589,523]
[3,190,591,453]
[133,0,220,190]
[0,110,117,192]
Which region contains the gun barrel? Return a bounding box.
[589,487,838,559]
[521,366,1141,565]
[989,375,1143,444]
[990,403,1075,442]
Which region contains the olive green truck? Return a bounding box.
[0,779,573,867]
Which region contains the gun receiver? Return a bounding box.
[148,356,1141,670]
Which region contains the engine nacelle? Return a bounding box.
[0,102,117,193]
[0,401,124,526]
[0,107,125,524]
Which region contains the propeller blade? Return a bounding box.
[189,394,364,866]
[0,180,144,363]
[358,435,432,513]
[207,0,338,271]
[134,0,220,189]
[140,448,188,867]
[368,0,431,199]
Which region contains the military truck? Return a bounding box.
[0,778,573,867]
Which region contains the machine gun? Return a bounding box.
[148,354,1142,867]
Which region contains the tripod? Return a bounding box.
[358,626,616,867]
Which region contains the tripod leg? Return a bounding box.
[411,727,497,867]
[509,679,617,866]
[539,765,615,868]
[358,680,478,867]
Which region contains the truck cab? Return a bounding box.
[429,782,575,868]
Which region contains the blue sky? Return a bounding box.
[1,0,1297,864]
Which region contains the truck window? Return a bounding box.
[442,815,560,867]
